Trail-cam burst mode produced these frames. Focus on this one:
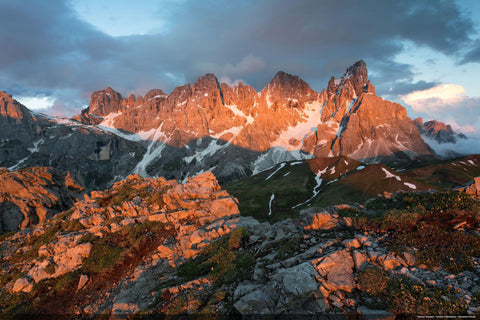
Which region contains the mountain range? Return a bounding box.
[0,60,466,191]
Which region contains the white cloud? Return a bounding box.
[15,95,55,110]
[219,76,244,87]
[400,84,466,113]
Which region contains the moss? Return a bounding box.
[177,228,255,287]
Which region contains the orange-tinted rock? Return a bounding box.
[0,167,84,233]
[72,60,434,162]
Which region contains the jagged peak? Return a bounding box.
[193,73,220,89]
[0,91,13,99]
[93,87,122,98]
[268,71,307,87]
[327,60,369,97]
[345,60,367,77]
[144,89,166,101]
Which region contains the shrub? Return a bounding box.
[357,266,389,297]
[358,271,468,315]
[44,262,56,275]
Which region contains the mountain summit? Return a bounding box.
[1,60,441,187]
[73,60,433,164]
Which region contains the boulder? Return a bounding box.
[313,249,355,292]
[13,277,33,293]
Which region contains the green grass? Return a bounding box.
[358,266,468,315]
[224,158,435,221]
[82,220,167,273]
[405,154,480,188]
[224,161,314,221]
[353,191,480,273]
[177,228,255,287]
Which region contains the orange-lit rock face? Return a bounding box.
[0,91,24,119]
[0,167,84,233]
[74,60,434,161]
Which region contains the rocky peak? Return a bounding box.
[193,73,220,92]
[414,118,467,144]
[327,60,368,98]
[263,71,317,101]
[0,91,26,120]
[144,89,166,101]
[88,87,123,117]
[192,73,225,106]
[0,167,84,233]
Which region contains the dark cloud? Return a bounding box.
[0,0,476,115]
[461,39,480,63]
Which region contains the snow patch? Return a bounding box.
[99,112,122,128]
[292,170,323,209]
[404,182,417,189]
[290,161,303,165]
[265,163,286,181]
[133,125,169,177]
[184,140,227,165]
[268,194,275,216]
[283,171,291,177]
[468,160,475,165]
[381,167,401,181]
[252,147,313,175]
[224,104,254,125]
[98,126,154,142]
[27,139,44,153]
[271,100,323,151]
[346,98,357,114]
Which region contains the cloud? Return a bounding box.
[15,95,56,111]
[401,83,480,139]
[401,84,467,113]
[0,0,477,116]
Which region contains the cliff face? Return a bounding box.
[0,167,84,233]
[74,60,434,165]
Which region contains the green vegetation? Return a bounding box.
[275,235,302,261]
[96,180,171,208]
[10,221,63,263]
[82,220,168,273]
[358,266,468,315]
[354,191,480,273]
[177,228,255,287]
[224,161,315,222]
[405,155,480,188]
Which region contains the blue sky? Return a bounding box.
[1,0,480,136]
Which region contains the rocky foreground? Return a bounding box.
[0,171,480,318]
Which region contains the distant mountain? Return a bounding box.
[413,117,467,144]
[0,91,146,190]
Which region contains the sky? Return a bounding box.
[1,0,480,140]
